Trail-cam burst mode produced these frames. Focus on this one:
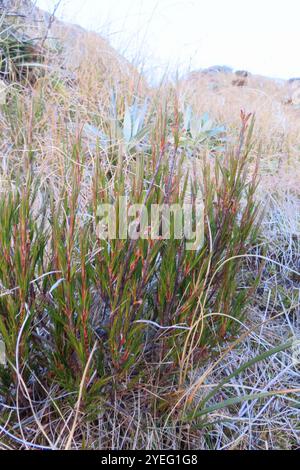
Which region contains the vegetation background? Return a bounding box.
[0,0,299,450]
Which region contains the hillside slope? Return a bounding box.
[0,1,299,451]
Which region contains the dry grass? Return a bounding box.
[0,1,299,451]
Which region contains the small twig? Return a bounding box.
[65,343,97,450]
[40,0,62,48]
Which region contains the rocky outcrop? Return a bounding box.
[202,65,233,74]
[232,70,249,87]
[0,0,141,88]
[288,77,300,84]
[235,70,249,78]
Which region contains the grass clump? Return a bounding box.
[0,3,298,451]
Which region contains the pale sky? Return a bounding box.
[36,0,300,81]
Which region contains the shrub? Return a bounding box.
[0,108,262,419]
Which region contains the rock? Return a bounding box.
[232,78,246,87]
[282,96,293,105]
[235,70,249,78]
[202,65,233,75]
